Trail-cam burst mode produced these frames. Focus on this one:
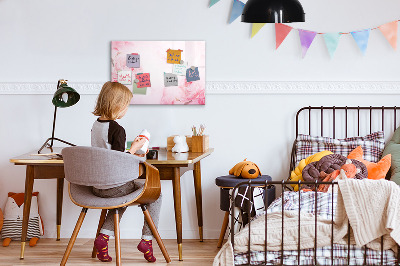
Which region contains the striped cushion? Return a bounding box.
[1,217,40,240]
[295,131,385,167]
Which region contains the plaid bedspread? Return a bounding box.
[234,244,397,265]
[266,190,336,219]
[234,191,397,265]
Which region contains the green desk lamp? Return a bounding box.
[38,79,80,154]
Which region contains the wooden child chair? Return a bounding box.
[60,146,171,265]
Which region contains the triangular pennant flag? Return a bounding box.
[251,23,266,38]
[351,29,370,55]
[209,0,220,7]
[378,21,398,50]
[275,23,293,49]
[298,29,317,58]
[323,33,341,58]
[229,0,245,24]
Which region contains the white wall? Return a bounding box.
[1,0,400,240]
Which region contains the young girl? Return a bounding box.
[91,81,162,263]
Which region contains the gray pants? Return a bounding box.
[92,180,162,240]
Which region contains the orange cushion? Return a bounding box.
[347,146,391,180]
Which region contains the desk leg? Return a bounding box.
[56,178,64,241]
[172,167,183,261]
[20,165,35,259]
[193,161,203,242]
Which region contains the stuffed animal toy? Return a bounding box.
[1,192,44,247]
[229,159,261,179]
[172,135,189,153]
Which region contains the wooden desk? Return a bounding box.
[10,147,213,261]
[9,148,64,259]
[146,148,213,260]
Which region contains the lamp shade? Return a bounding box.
[52,84,80,108]
[241,0,305,23]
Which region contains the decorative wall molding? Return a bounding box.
[207,81,400,94]
[1,81,400,95]
[0,82,103,95]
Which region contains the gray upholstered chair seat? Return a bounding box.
[61,146,170,265]
[69,180,145,208]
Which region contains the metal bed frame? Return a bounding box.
[230,106,400,266]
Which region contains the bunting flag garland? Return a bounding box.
[229,0,245,24]
[378,21,398,50]
[209,0,220,8]
[275,23,293,49]
[207,4,400,57]
[298,30,317,58]
[351,29,370,55]
[323,33,341,58]
[251,23,266,38]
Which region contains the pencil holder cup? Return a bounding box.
[191,135,209,153]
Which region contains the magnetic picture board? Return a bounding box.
[111,41,205,105]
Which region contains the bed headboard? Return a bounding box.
[290,106,400,179]
[295,106,400,138]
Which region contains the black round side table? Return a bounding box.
[215,175,275,248]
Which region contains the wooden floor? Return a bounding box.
[0,239,221,265]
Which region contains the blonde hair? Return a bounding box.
[93,81,133,120]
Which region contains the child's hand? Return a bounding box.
[129,137,147,155]
[134,149,149,157]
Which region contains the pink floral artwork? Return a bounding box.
[111,41,205,105]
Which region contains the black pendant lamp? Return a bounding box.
[242,0,305,23]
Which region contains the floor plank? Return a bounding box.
[0,239,221,265]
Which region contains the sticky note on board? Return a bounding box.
[117,70,132,85]
[132,83,147,95]
[167,49,183,64]
[136,73,151,88]
[126,53,140,68]
[172,62,188,76]
[186,67,200,82]
[164,73,178,87]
